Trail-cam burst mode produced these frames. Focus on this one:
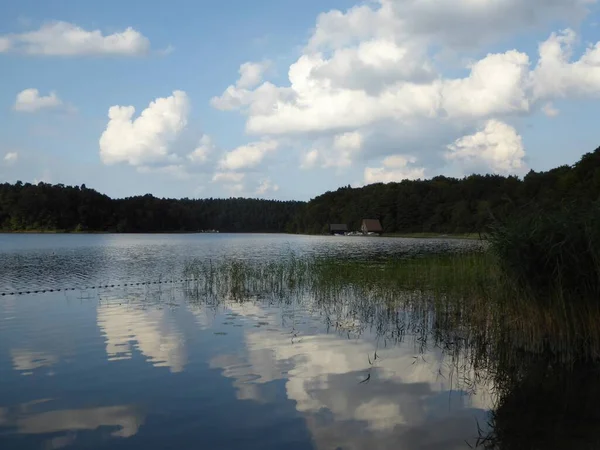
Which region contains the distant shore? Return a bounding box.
[1,230,485,240]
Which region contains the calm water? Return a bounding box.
[1,234,491,449]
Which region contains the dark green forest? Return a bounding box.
[1,146,599,234]
[0,184,302,233]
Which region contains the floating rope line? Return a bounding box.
[0,278,198,297]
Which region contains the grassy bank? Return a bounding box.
[382,232,485,240]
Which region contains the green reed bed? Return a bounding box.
[181,249,600,365]
[488,203,600,304]
[180,240,600,449]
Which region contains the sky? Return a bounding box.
[1,0,599,201]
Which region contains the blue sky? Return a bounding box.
[1,0,599,201]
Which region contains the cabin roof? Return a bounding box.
[361,219,383,232]
[329,223,348,231]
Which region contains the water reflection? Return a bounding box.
[0,400,144,445]
[0,234,483,294]
[97,302,186,372]
[209,302,494,449]
[11,349,59,374]
[2,243,600,448]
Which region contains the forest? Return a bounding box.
[1,146,599,234]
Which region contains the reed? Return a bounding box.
[488,203,600,303]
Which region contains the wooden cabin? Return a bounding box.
[329,224,348,235]
[360,219,382,235]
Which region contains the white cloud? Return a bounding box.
[218,140,278,171]
[308,0,594,52]
[210,61,274,110]
[99,90,190,166]
[226,47,535,136]
[212,172,245,183]
[3,152,18,165]
[310,39,435,94]
[208,0,600,186]
[256,178,279,196]
[531,28,600,99]
[14,89,63,112]
[238,61,271,89]
[300,132,363,170]
[542,102,560,117]
[364,155,426,184]
[187,134,214,164]
[326,131,363,168]
[1,21,150,56]
[445,120,526,175]
[440,50,531,118]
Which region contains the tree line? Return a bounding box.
[0,183,302,233]
[1,146,599,234]
[286,146,600,234]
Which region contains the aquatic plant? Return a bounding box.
[488,202,600,303]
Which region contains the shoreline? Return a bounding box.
[1,230,486,240]
[382,232,485,240]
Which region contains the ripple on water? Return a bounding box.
[0,234,483,293]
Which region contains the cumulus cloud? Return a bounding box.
[445,120,526,175]
[299,132,363,169]
[14,89,62,112]
[208,0,600,187]
[210,61,273,110]
[187,134,214,164]
[99,90,190,166]
[364,155,426,184]
[3,152,18,165]
[218,46,536,137]
[308,0,594,52]
[256,178,279,196]
[218,140,278,171]
[238,61,271,89]
[0,21,150,56]
[440,50,531,118]
[531,28,600,99]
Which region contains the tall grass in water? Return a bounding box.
[181,251,600,364]
[179,247,600,449]
[488,203,600,303]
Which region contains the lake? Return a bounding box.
[0,234,526,449]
